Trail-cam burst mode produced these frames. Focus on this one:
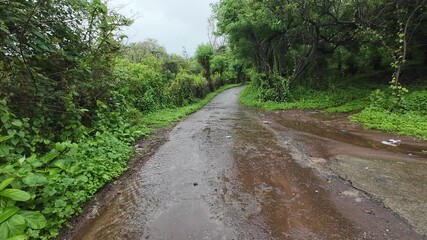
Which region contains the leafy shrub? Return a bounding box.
[404,91,427,115]
[250,71,291,102]
[1,98,138,238]
[212,73,225,90]
[166,71,208,106]
[114,59,167,112]
[0,178,46,240]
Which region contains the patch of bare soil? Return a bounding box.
[58,127,173,240]
[262,109,427,237]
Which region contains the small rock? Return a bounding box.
[361,208,373,214]
[377,176,386,183]
[88,206,99,219]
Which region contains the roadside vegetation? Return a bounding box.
[0,1,243,239]
[213,0,427,140]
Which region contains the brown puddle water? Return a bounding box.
[69,87,425,240]
[268,112,427,158]
[227,109,359,239]
[262,110,427,237]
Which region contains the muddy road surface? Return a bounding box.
[66,87,427,240]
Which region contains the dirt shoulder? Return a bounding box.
[261,109,427,237]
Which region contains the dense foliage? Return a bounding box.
[215,0,427,138]
[0,1,242,239]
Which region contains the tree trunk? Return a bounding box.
[424,43,427,66]
[206,62,213,92]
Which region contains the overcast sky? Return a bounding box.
[108,0,218,56]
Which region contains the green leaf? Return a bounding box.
[7,130,16,137]
[0,190,31,202]
[52,159,66,168]
[17,157,26,165]
[0,214,26,240]
[15,148,24,155]
[29,29,44,39]
[39,152,59,164]
[0,145,11,158]
[0,136,12,143]
[0,179,14,191]
[33,39,52,52]
[0,197,15,209]
[1,115,9,124]
[22,175,47,187]
[54,142,66,152]
[0,207,19,224]
[18,211,46,230]
[6,235,29,240]
[25,155,36,164]
[11,121,22,127]
[0,165,14,175]
[10,138,19,146]
[54,199,67,208]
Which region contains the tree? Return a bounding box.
[0,0,131,141]
[125,38,168,62]
[195,43,215,91]
[214,0,427,103]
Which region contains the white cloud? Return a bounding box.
[107,0,218,56]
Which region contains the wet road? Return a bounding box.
[74,87,424,240]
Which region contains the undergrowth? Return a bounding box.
[239,83,375,112]
[350,108,427,140]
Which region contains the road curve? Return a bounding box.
[73,87,423,240]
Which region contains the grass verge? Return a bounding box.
[350,108,427,140]
[239,84,427,140]
[239,84,373,113]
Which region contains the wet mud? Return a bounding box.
[62,87,427,240]
[262,109,427,237]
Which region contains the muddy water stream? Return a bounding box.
[70,87,425,240]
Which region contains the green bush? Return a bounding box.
[114,58,168,112]
[404,91,427,115]
[166,71,208,106]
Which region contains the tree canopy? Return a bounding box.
[214,0,427,101]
